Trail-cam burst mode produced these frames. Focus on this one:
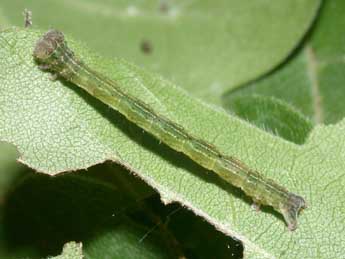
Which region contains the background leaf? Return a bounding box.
[1,164,240,258]
[49,242,83,259]
[2,169,169,258]
[224,0,345,125]
[226,95,313,144]
[0,143,24,197]
[0,0,321,104]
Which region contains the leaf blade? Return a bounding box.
[0,0,321,104]
[1,28,345,259]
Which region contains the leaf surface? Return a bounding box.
[224,0,345,125]
[49,242,83,259]
[0,0,321,104]
[1,28,345,259]
[3,170,169,259]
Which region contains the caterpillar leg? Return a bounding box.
[251,200,261,212]
[280,193,307,231]
[37,64,58,81]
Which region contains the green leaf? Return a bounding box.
[0,143,18,171]
[0,142,24,197]
[224,0,345,124]
[1,168,240,258]
[1,27,345,258]
[49,242,83,259]
[0,0,321,104]
[83,225,169,259]
[224,95,313,144]
[0,7,10,30]
[2,170,169,258]
[2,172,131,253]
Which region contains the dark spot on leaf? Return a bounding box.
[159,1,169,13]
[140,40,153,54]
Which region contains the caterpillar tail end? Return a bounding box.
[280,193,307,231]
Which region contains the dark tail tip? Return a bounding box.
[280,193,307,231]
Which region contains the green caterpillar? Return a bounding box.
[33,30,306,230]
